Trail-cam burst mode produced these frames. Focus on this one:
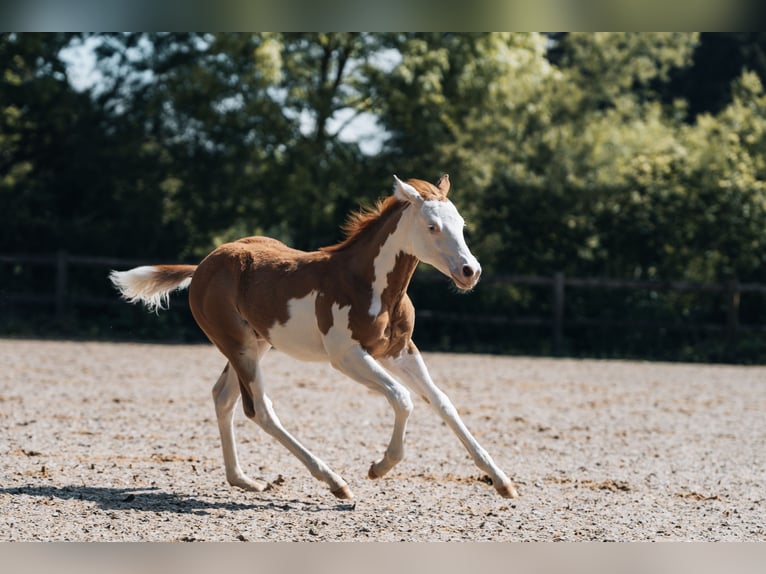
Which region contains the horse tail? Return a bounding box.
[109,264,197,312]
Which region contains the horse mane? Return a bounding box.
[320,179,447,253]
[321,195,405,253]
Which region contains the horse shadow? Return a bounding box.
[0,484,356,516]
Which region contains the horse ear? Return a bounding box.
[436,174,450,195]
[393,175,423,205]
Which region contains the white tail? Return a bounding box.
[109,265,196,312]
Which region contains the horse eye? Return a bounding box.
[428,224,440,233]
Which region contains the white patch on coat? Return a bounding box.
[267,293,367,363]
[267,291,328,362]
[321,303,357,360]
[368,228,404,317]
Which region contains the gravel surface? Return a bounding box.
[1,338,764,541]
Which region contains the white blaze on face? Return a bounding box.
[391,175,481,290]
[412,199,481,289]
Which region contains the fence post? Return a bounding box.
[553,271,565,355]
[726,277,740,342]
[56,250,68,321]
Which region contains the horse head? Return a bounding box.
[393,174,481,291]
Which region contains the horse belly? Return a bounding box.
[267,291,328,362]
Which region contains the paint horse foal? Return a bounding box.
[111,175,518,499]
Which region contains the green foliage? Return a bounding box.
[2,32,765,362]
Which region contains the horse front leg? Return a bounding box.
[328,345,414,480]
[381,342,519,498]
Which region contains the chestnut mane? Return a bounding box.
[321,196,405,253]
[321,178,447,253]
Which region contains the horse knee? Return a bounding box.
[394,389,414,418]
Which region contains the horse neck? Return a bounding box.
[342,203,419,314]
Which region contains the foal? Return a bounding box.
[111,175,518,499]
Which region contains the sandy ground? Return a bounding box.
[1,338,764,541]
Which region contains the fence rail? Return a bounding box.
[410,268,766,353]
[2,252,766,353]
[0,251,168,319]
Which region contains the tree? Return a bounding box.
[382,33,704,279]
[662,33,766,119]
[90,33,394,254]
[0,33,179,258]
[1,33,77,252]
[679,71,766,282]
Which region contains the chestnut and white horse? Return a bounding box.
[110,175,518,499]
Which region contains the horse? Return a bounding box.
[110,175,518,499]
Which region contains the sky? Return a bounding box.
[59,35,102,92]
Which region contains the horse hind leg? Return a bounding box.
[229,348,353,500]
[212,362,266,492]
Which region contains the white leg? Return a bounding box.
[212,362,266,492]
[381,342,519,498]
[330,346,414,480]
[230,348,352,499]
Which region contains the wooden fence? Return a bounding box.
[0,251,159,319]
[2,252,766,354]
[416,271,766,353]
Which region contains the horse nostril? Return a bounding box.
[462,265,475,278]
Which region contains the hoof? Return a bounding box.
[229,477,267,492]
[368,463,380,480]
[495,482,520,499]
[331,485,354,500]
